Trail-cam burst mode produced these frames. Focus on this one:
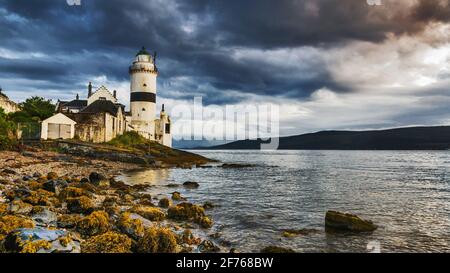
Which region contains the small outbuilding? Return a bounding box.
[41,113,77,140]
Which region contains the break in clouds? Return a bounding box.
[0,0,450,139]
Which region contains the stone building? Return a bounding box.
[44,47,172,147]
[0,88,19,113]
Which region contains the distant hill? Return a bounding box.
[197,126,450,150]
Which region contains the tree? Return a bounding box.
[19,96,55,121]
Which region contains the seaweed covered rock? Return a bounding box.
[46,172,59,180]
[43,180,68,195]
[325,211,377,232]
[158,197,171,208]
[7,200,33,215]
[261,246,295,253]
[168,203,205,221]
[23,189,60,207]
[59,186,88,200]
[198,240,220,253]
[137,227,178,253]
[180,229,201,245]
[3,228,80,253]
[167,202,213,228]
[66,196,94,214]
[57,214,82,229]
[171,192,185,201]
[132,206,166,222]
[88,172,109,187]
[76,211,110,236]
[0,203,7,216]
[281,228,320,238]
[81,231,132,253]
[0,215,35,241]
[117,212,145,240]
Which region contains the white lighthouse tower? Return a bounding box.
[129,47,158,139]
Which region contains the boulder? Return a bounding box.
[158,197,171,208]
[81,231,132,253]
[198,240,220,253]
[46,172,59,180]
[7,200,33,215]
[281,228,320,238]
[261,246,295,253]
[137,227,178,253]
[117,212,145,240]
[325,210,377,232]
[88,172,107,186]
[3,228,80,253]
[183,181,200,189]
[66,196,94,214]
[43,180,68,195]
[31,207,58,227]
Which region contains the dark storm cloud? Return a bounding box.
[0,0,449,104]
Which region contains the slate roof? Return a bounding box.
[63,99,88,108]
[81,100,121,116]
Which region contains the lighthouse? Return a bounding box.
[129,47,158,139]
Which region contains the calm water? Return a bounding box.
[118,150,450,253]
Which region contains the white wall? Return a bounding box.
[88,86,118,105]
[41,113,76,140]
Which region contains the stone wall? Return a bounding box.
[66,113,107,143]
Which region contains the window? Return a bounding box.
[142,108,146,111]
[143,83,147,87]
[165,123,170,134]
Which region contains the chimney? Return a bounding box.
[76,93,79,100]
[162,104,165,112]
[88,82,92,97]
[113,90,117,99]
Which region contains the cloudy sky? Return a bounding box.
[1,0,450,143]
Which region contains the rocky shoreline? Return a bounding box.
[0,149,223,253]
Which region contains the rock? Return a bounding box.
[66,196,94,214]
[132,206,166,222]
[22,175,33,181]
[158,197,171,208]
[325,210,378,232]
[171,191,185,201]
[180,229,201,245]
[88,172,107,186]
[137,227,178,253]
[198,240,220,253]
[0,215,35,241]
[23,189,60,207]
[76,211,110,236]
[31,207,57,227]
[43,180,68,195]
[166,183,179,188]
[47,172,59,180]
[7,200,33,215]
[57,214,82,229]
[2,169,17,175]
[117,212,145,240]
[183,181,200,189]
[4,228,80,253]
[167,202,205,221]
[81,231,132,253]
[199,216,213,229]
[32,172,42,178]
[281,228,320,238]
[220,163,255,169]
[261,246,295,253]
[230,248,239,253]
[203,201,215,210]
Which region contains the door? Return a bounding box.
[47,123,71,139]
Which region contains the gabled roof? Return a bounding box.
[63,99,88,108]
[81,100,121,116]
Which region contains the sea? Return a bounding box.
[118,150,450,253]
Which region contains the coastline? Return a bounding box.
[0,146,223,253]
